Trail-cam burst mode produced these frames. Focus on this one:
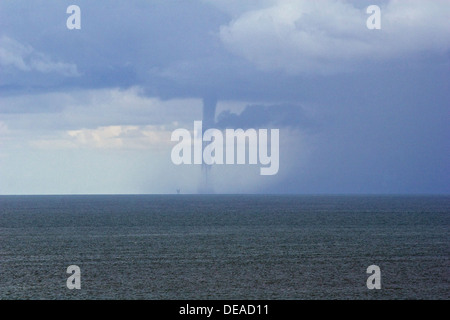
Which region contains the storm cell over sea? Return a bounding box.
[0,0,449,301]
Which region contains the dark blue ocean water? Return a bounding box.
[0,195,448,299]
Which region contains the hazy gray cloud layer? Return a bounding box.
[1,0,449,99]
[0,0,448,194]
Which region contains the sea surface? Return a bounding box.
[0,195,448,300]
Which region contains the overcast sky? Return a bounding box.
[0,0,449,194]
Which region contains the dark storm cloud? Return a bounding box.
[215,104,316,131]
[1,0,447,102]
[0,0,449,194]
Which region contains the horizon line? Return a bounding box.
[0,193,449,197]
